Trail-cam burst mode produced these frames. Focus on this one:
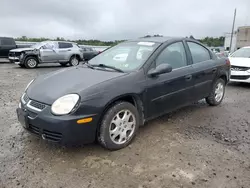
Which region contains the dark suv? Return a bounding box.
[17,37,230,150]
[0,37,16,58]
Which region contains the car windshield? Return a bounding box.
[231,48,250,58]
[88,41,160,71]
[31,42,48,49]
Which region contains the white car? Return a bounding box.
[229,46,250,83]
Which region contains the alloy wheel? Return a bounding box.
[109,110,136,145]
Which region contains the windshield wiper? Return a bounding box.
[84,62,95,69]
[92,64,124,73]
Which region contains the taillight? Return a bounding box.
[226,59,231,66]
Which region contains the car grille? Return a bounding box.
[28,125,62,142]
[22,93,29,103]
[21,93,47,111]
[43,129,62,142]
[29,100,46,110]
[231,65,250,71]
[27,110,37,119]
[29,124,40,135]
[231,75,250,80]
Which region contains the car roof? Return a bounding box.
[242,46,250,49]
[130,36,185,43]
[45,40,76,44]
[0,37,14,39]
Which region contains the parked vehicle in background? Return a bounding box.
[216,51,229,58]
[81,47,100,61]
[0,37,17,58]
[229,46,250,83]
[17,37,230,150]
[9,41,83,68]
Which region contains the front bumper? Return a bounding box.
[9,56,23,64]
[230,70,250,83]
[16,102,99,145]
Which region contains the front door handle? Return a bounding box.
[185,75,192,81]
[212,68,217,73]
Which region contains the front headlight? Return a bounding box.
[51,94,80,115]
[25,79,34,91]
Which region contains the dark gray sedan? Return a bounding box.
[17,37,230,150]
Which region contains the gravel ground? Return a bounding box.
[0,63,250,188]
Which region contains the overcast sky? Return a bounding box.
[1,0,250,41]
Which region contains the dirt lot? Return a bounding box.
[0,63,250,188]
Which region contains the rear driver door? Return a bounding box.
[185,41,217,100]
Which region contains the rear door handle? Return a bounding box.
[185,75,192,81]
[67,49,72,51]
[212,68,217,73]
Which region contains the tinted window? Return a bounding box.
[156,42,187,69]
[187,42,211,63]
[58,42,73,49]
[1,38,15,45]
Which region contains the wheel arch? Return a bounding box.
[219,74,228,84]
[69,54,81,61]
[96,94,145,137]
[22,54,39,64]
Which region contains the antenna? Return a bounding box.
[229,8,237,52]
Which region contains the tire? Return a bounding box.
[206,78,225,106]
[24,57,38,69]
[98,101,140,150]
[18,64,25,68]
[69,56,80,66]
[60,63,68,67]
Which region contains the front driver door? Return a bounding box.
[40,42,58,62]
[145,41,195,119]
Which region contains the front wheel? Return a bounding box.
[98,101,140,150]
[206,78,225,106]
[69,56,79,66]
[24,57,38,69]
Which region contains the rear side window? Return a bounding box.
[1,38,15,45]
[58,42,73,49]
[187,42,211,64]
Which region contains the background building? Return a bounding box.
[224,26,250,52]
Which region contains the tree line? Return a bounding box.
[15,35,225,47]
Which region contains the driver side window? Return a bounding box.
[156,42,187,69]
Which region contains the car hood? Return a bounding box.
[26,66,126,104]
[229,57,250,67]
[10,47,35,52]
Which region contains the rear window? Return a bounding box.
[1,38,15,45]
[58,42,73,49]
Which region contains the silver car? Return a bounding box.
[9,41,83,68]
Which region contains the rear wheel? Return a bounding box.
[98,101,139,150]
[69,56,79,66]
[206,78,225,106]
[24,57,38,69]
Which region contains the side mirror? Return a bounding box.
[148,63,172,77]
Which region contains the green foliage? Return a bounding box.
[15,36,124,46]
[199,36,225,47]
[15,35,225,47]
